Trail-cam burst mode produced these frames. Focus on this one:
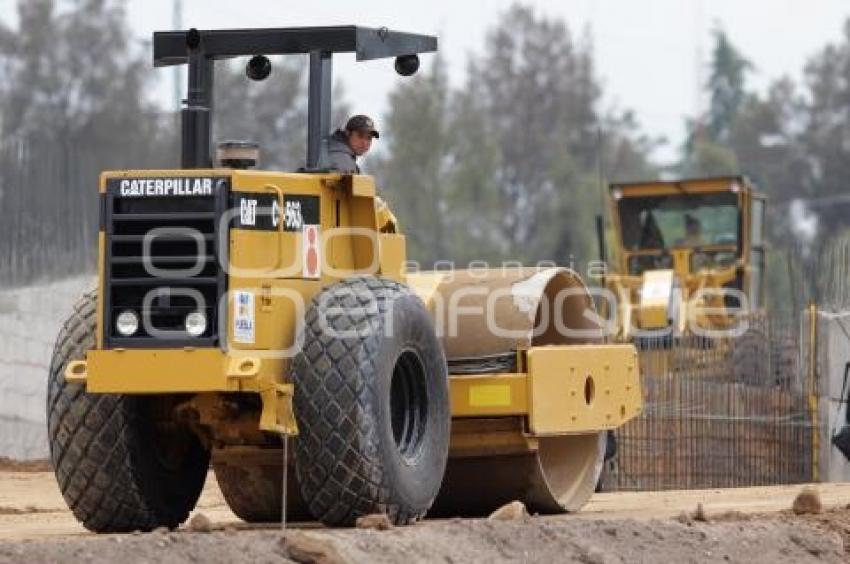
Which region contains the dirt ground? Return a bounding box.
[0,458,50,473]
[1,471,849,563]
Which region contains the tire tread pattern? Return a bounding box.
[293,277,422,526]
[47,290,206,532]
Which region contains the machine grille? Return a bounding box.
[102,177,228,347]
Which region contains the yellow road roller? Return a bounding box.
[47,25,642,532]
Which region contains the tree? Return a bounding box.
[681,28,752,176]
[686,138,739,176]
[463,5,601,263]
[376,4,656,268]
[728,18,850,248]
[0,0,169,285]
[796,19,850,242]
[372,55,454,265]
[706,28,753,144]
[0,0,167,160]
[729,79,812,243]
[601,109,659,183]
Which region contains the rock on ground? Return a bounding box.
[186,513,213,533]
[354,514,393,531]
[792,487,823,515]
[279,532,346,564]
[488,500,529,521]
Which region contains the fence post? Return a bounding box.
[808,302,819,482]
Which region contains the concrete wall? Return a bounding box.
[0,276,92,459]
[816,310,850,482]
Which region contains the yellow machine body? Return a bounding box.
[51,24,642,529]
[66,168,642,515]
[604,176,766,340]
[69,168,641,433]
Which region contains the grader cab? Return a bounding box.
[603,176,766,341]
[47,25,642,532]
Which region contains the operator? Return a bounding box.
[327,114,379,173]
[681,213,712,270]
[680,214,706,247]
[327,114,398,233]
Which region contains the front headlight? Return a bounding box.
[116,310,139,336]
[185,311,207,337]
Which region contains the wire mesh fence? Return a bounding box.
[816,232,850,311]
[601,314,814,491]
[0,126,178,288]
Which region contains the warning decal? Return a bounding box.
[302,225,321,279]
[233,290,255,344]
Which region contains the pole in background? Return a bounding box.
[172,0,184,111]
[808,302,819,482]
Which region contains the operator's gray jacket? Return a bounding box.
[327,129,359,173]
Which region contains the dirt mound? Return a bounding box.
[0,511,846,563]
[1,471,849,562]
[780,505,850,558]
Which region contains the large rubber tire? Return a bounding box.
[47,290,210,532]
[292,277,450,526]
[212,446,311,523]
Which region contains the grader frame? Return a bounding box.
[603,176,766,341]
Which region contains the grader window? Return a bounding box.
[619,192,740,252]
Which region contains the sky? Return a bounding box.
[4,0,850,164]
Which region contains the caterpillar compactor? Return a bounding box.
[48,25,642,531]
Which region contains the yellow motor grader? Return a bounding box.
[601,176,766,342]
[47,25,641,532]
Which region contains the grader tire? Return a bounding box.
[292,277,450,526]
[47,291,209,532]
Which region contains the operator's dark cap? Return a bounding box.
[345,114,379,139]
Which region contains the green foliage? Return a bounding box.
[682,138,739,177]
[0,0,844,306]
[680,29,752,177]
[706,28,753,144]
